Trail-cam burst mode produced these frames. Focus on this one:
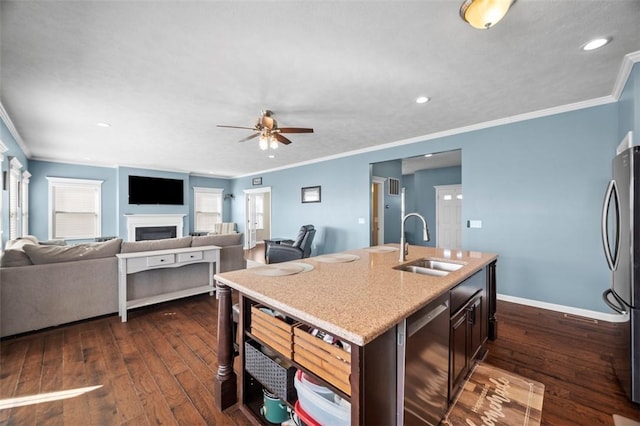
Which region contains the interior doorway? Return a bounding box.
[370,149,462,249]
[371,176,385,246]
[243,187,271,250]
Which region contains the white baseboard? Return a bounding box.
[497,294,627,323]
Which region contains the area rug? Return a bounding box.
[613,414,640,426]
[442,363,545,426]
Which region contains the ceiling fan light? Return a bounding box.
[460,0,513,29]
[269,138,279,150]
[258,136,269,150]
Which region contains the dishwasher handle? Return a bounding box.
[407,301,449,337]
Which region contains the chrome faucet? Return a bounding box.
[399,188,430,262]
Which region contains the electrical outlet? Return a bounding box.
[358,217,365,224]
[467,220,482,228]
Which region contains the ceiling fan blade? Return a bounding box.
[238,133,259,142]
[274,133,292,145]
[277,127,314,134]
[216,125,257,130]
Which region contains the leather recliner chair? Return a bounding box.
[264,225,316,264]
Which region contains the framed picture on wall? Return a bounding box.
[252,177,262,186]
[301,186,321,203]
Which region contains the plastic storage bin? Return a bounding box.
[294,370,351,426]
[295,400,320,426]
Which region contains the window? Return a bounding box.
[21,171,31,237]
[193,187,223,233]
[48,177,103,239]
[9,157,23,240]
[255,193,264,230]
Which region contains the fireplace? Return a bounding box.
[124,214,186,242]
[135,226,177,241]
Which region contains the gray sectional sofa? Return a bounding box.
[0,233,246,337]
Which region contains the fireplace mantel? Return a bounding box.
[124,214,186,242]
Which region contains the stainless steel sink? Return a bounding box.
[394,258,464,277]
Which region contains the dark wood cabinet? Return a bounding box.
[448,269,487,401]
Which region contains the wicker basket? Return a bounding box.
[244,341,297,402]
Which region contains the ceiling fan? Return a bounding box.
[217,110,313,150]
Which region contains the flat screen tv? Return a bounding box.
[128,175,184,205]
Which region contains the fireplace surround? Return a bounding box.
[124,214,186,242]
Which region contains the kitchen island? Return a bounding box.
[214,244,498,424]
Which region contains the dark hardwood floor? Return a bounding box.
[1,294,638,425]
[486,301,640,425]
[244,242,266,265]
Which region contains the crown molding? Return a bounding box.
[611,50,640,100]
[237,51,640,179]
[0,101,31,157]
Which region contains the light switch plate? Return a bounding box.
[358,217,365,224]
[468,220,482,228]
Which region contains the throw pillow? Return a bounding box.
[23,238,123,265]
[0,249,34,267]
[192,233,241,248]
[4,237,38,251]
[120,236,192,253]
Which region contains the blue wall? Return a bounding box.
[231,157,370,255]
[371,160,402,244]
[618,63,639,143]
[230,103,619,313]
[404,166,462,247]
[26,162,231,242]
[28,161,118,241]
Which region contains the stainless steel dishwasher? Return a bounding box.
[397,292,450,425]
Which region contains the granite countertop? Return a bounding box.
[214,244,497,346]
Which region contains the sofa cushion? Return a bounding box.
[23,238,123,265]
[192,233,242,248]
[120,236,192,253]
[0,249,34,267]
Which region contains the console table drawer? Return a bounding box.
[178,251,203,262]
[147,254,175,267]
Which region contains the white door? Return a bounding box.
[243,187,271,250]
[435,184,462,249]
[245,194,257,249]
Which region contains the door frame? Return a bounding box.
[243,186,272,250]
[372,176,386,246]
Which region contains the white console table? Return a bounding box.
[116,245,220,322]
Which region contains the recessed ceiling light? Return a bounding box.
[582,37,610,51]
[96,122,111,128]
[416,96,430,104]
[268,155,275,159]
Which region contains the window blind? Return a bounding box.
[49,178,102,239]
[194,188,223,232]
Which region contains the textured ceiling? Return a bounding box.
[2,1,640,178]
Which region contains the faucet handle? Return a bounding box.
[404,241,409,256]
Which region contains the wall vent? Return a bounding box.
[388,177,400,196]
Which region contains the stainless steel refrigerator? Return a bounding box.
[601,143,640,404]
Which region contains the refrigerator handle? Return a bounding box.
[601,180,620,271]
[602,288,628,314]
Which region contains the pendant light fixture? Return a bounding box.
[460,0,515,29]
